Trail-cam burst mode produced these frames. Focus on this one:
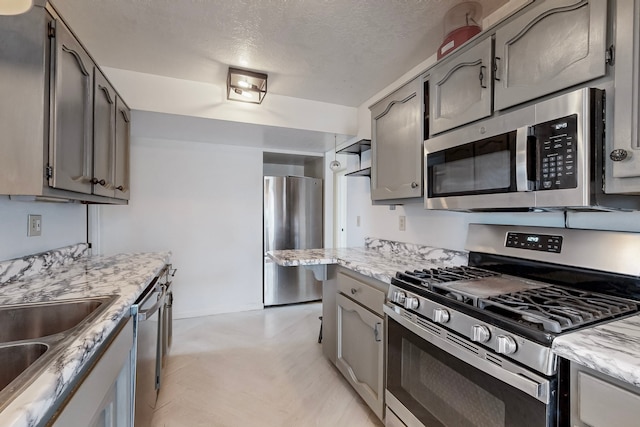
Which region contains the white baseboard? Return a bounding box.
[173,302,264,319]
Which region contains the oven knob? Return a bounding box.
[404,297,419,310]
[496,335,517,355]
[471,325,491,343]
[393,291,406,304]
[433,308,450,324]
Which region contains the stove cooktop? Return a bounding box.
[392,266,638,335]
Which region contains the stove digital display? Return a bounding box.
[506,232,563,253]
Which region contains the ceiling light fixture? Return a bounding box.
[0,0,33,15]
[227,67,267,104]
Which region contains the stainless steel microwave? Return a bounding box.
[425,87,640,211]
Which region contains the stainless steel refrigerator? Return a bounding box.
[264,176,323,306]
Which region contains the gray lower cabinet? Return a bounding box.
[494,0,608,111]
[370,76,423,202]
[429,36,493,135]
[335,270,385,420]
[570,362,640,427]
[52,317,134,427]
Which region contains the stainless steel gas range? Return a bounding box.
[384,224,640,427]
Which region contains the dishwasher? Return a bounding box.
[131,265,170,427]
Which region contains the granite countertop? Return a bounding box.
[267,237,469,284]
[0,244,170,427]
[552,315,640,388]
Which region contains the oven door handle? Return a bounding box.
[384,305,551,404]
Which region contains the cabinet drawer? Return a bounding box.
[337,272,385,316]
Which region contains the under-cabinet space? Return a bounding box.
[370,75,424,202]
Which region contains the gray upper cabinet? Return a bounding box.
[49,19,94,195]
[370,75,423,201]
[93,70,131,200]
[429,36,493,135]
[494,0,608,111]
[114,98,131,200]
[607,0,640,190]
[0,4,129,204]
[93,69,116,198]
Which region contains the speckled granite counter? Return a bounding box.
[0,245,170,427]
[552,315,640,388]
[267,237,469,285]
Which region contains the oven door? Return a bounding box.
[384,307,557,427]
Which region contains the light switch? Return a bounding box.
[399,216,406,231]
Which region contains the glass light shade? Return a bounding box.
[0,0,33,15]
[227,67,267,104]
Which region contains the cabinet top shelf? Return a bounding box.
[337,139,371,155]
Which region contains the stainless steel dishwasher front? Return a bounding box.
[131,266,168,426]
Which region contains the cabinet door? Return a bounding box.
[371,76,423,201]
[430,36,493,135]
[336,293,384,420]
[49,20,94,194]
[93,69,116,198]
[494,0,607,111]
[607,0,640,188]
[114,97,131,200]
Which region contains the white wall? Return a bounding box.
[0,197,86,261]
[96,137,264,318]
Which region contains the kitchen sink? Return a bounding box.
[0,298,109,343]
[0,343,48,392]
[0,296,117,409]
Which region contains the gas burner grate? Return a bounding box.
[479,287,637,333]
[396,266,499,287]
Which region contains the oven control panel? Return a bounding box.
[506,232,563,253]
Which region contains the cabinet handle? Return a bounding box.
[91,178,107,186]
[479,65,487,89]
[116,185,125,191]
[350,288,358,295]
[98,85,114,104]
[610,149,631,162]
[374,322,382,342]
[494,57,501,81]
[411,181,419,189]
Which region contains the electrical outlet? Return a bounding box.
[356,216,361,227]
[399,215,406,231]
[28,214,42,237]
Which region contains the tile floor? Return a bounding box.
[151,303,383,427]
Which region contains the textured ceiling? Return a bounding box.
[49,0,508,107]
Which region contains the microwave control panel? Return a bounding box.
[534,114,578,190]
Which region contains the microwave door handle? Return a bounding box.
[515,127,533,191]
